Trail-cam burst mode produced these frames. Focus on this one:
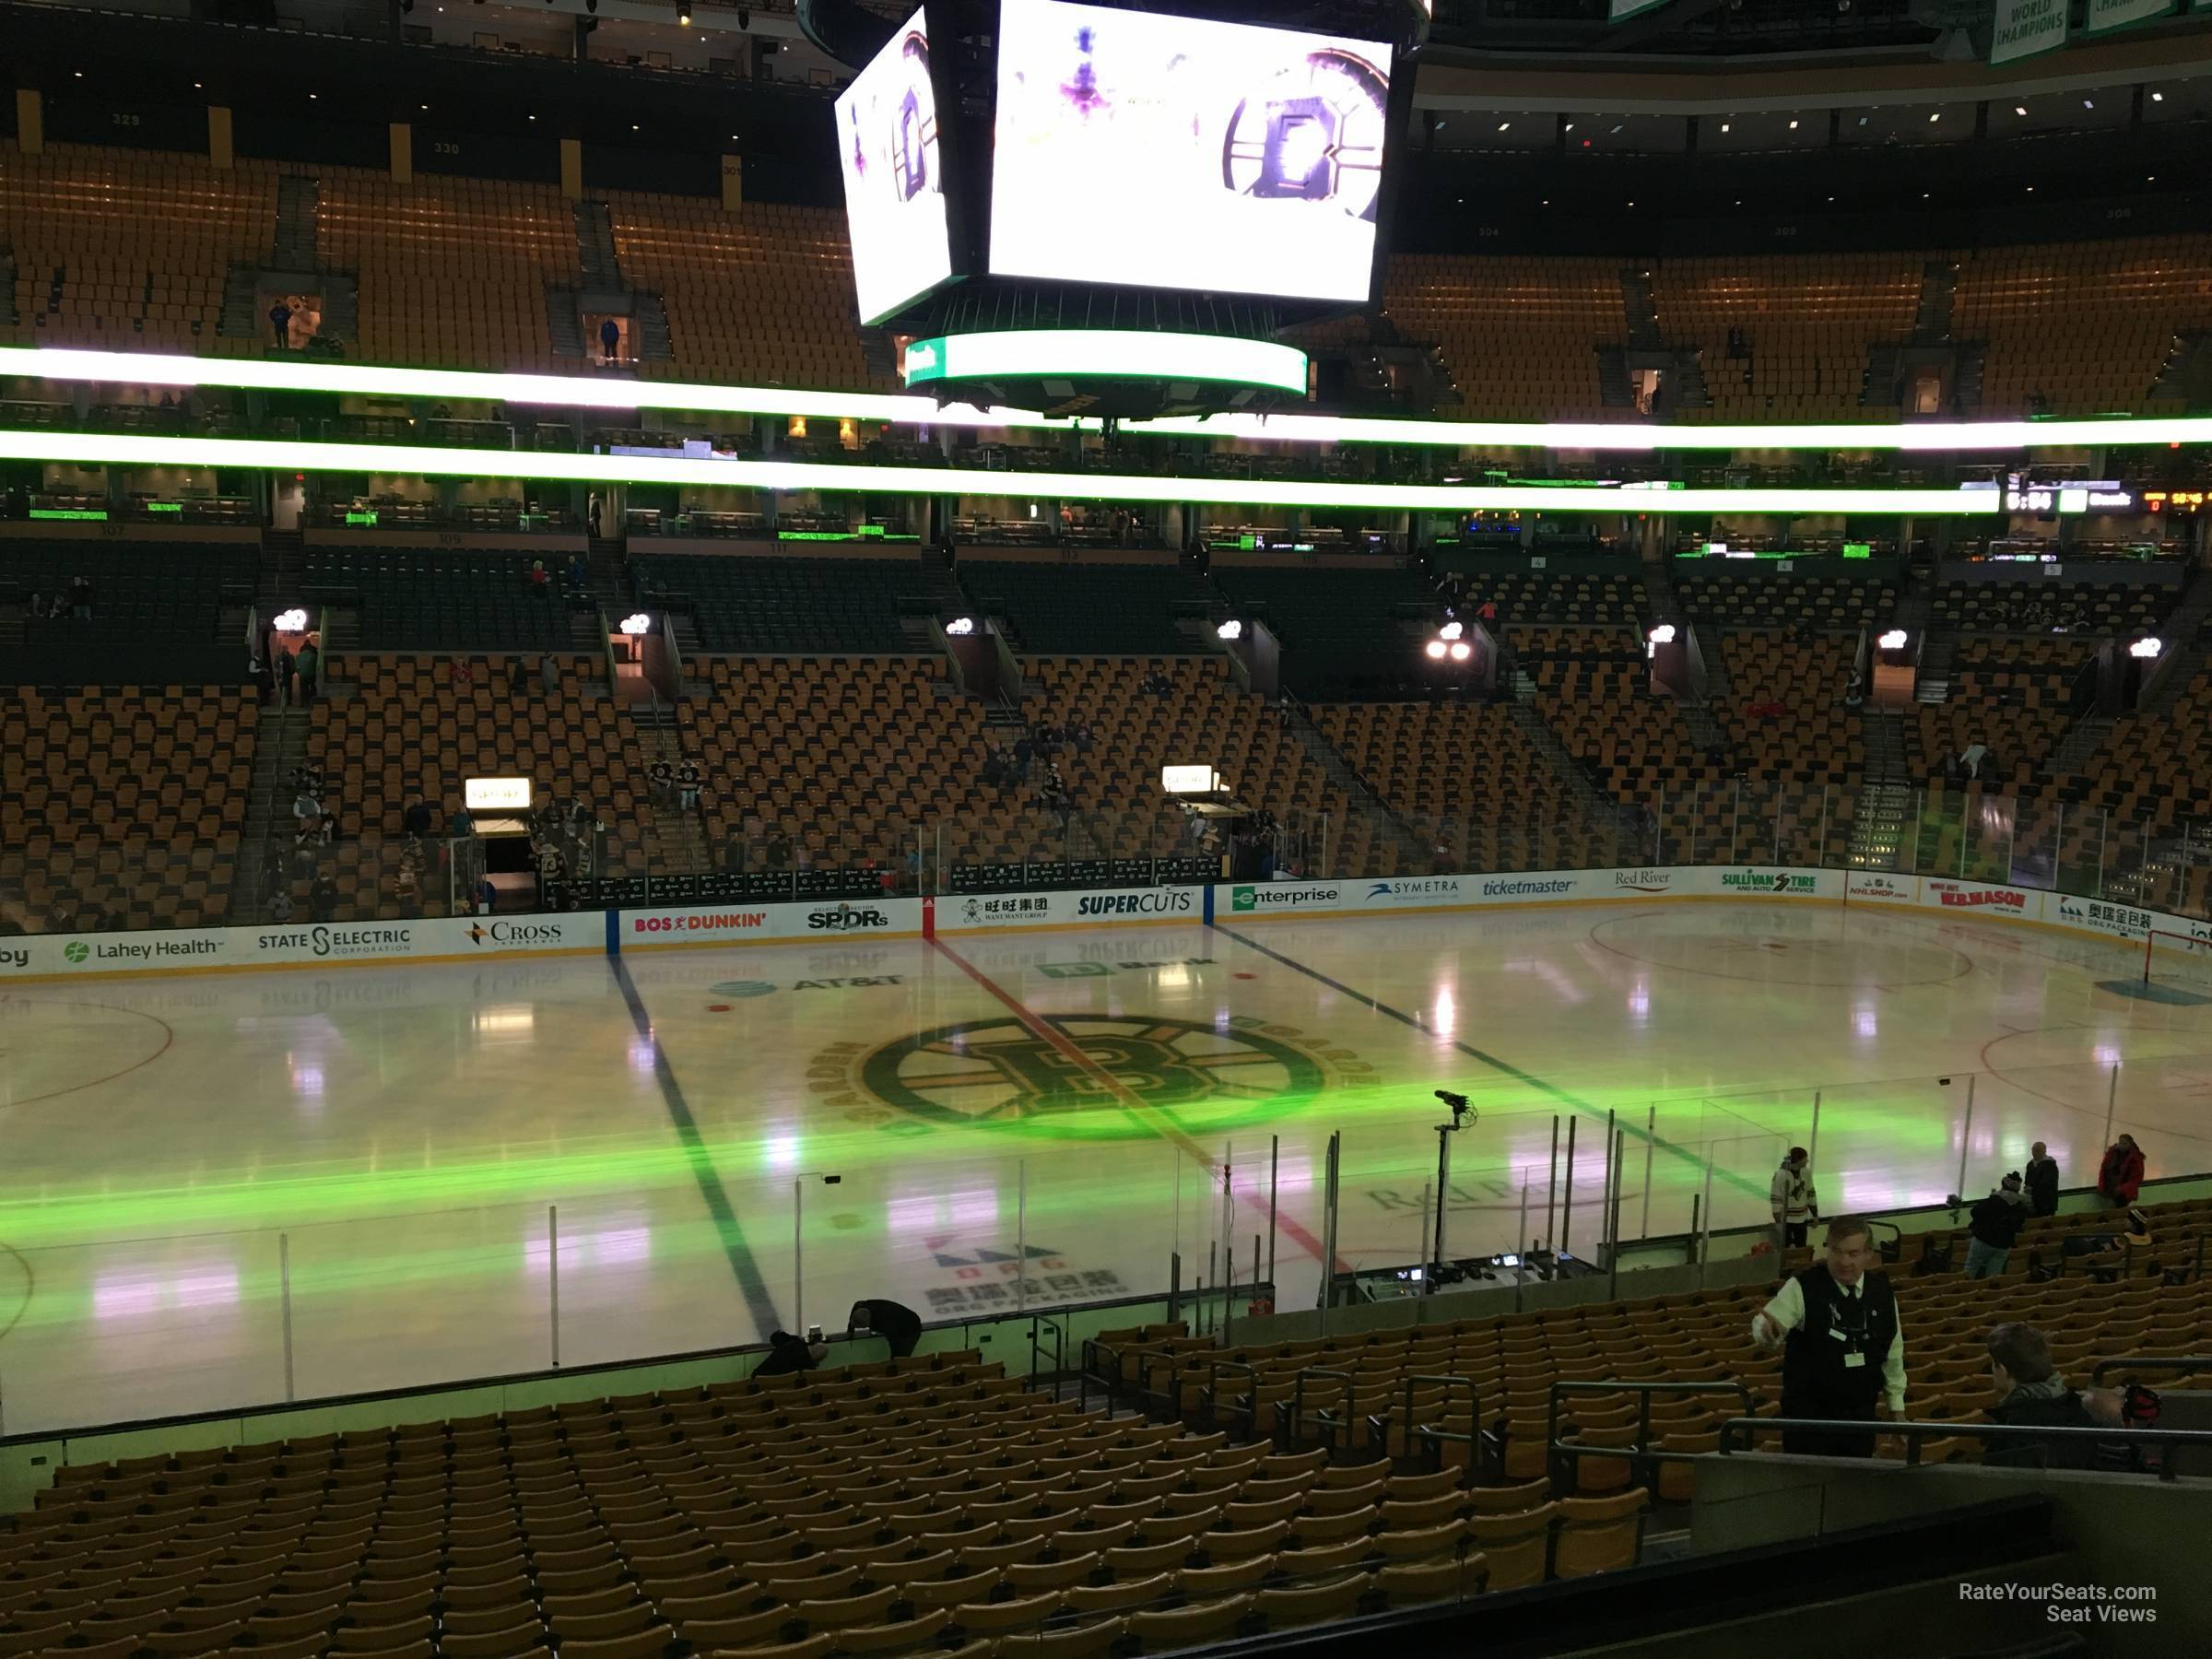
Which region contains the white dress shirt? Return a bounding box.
[1751,1274,1907,1413]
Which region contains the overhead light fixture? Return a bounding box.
[1498,121,1512,132]
[273,607,309,632]
[1878,629,1908,650]
[1216,619,1244,641]
[2131,637,2162,659]
[1439,620,1464,641]
[945,616,976,637]
[1448,641,1472,662]
[1424,640,1448,661]
[2015,105,2027,116]
[1647,624,1677,646]
[1789,118,1799,130]
[2084,100,2094,109]
[1720,123,1731,133]
[619,613,653,636]
[2151,91,2164,102]
[678,8,691,22]
[1928,112,1940,122]
[20,346,2212,455]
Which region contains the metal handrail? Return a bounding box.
[1716,1414,2212,1481]
[1546,1379,1754,1496]
[1079,1338,1124,1413]
[1138,1344,1201,1411]
[1026,1316,1064,1394]
[2089,1354,2212,1384]
[1201,1358,1260,1439]
[1288,1367,1356,1451]
[1368,1372,1481,1487]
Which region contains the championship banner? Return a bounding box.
[1989,0,2068,61]
[2083,0,2174,30]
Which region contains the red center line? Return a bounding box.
[929,937,1346,1272]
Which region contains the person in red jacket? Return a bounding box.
[2097,1135,2144,1206]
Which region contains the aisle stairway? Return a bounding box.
[230,705,310,922]
[1849,709,1911,871]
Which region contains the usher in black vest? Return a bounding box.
[1780,1264,1898,1412]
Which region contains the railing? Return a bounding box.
[2088,1355,2212,1385]
[1716,1415,2212,1480]
[1378,1372,1481,1482]
[13,779,2212,936]
[1201,1359,1262,1440]
[1288,1367,1358,1453]
[1546,1380,1753,1495]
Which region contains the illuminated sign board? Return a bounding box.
[465,777,534,812]
[901,330,1309,394]
[1161,765,1223,795]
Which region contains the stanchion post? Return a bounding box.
[547,1206,560,1369]
[1640,1105,1656,1241]
[1599,1110,1616,1265]
[1956,1077,1975,1203]
[1608,1130,1625,1297]
[1318,1132,1340,1330]
[1266,1135,1279,1293]
[1417,1181,1432,1293]
[1545,1116,1560,1249]
[1562,1117,1579,1256]
[1697,1159,1715,1281]
[279,1232,296,1404]
[1514,1181,1530,1312]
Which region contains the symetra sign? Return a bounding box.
[1363,878,1465,902]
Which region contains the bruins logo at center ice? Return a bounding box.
[812,1014,1370,1139]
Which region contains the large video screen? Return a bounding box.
[990,0,1392,302]
[835,7,954,325]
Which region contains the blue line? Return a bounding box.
[608,958,785,1335]
[1208,921,1764,1198]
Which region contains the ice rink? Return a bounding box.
[4,900,2208,1435]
